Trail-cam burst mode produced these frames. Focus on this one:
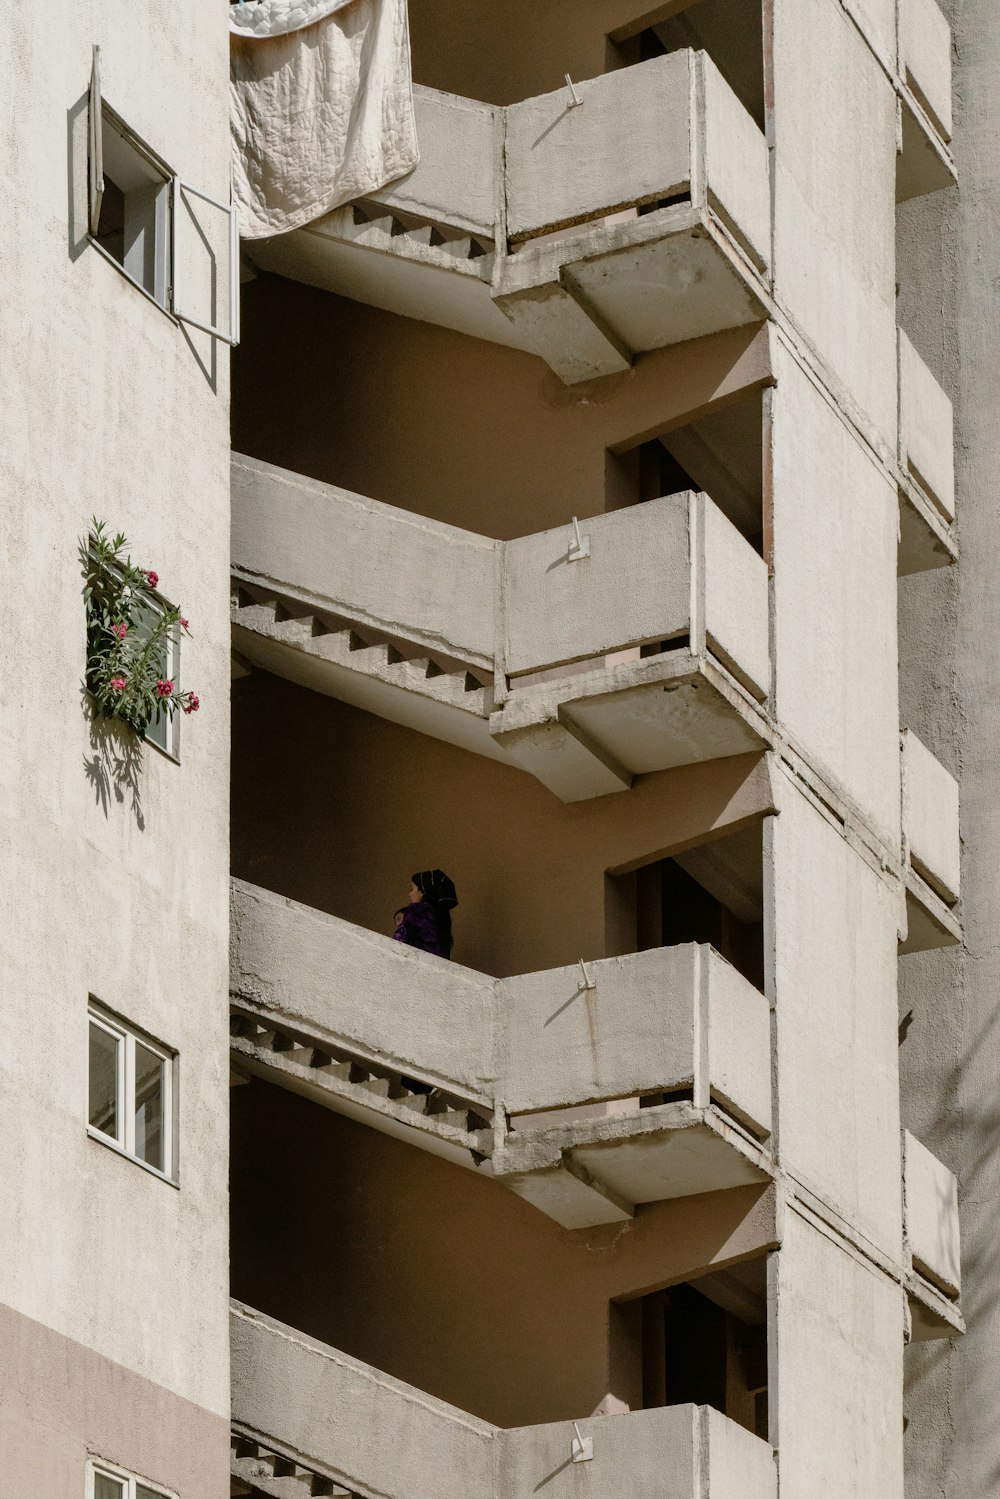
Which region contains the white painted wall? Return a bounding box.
[0,0,231,1455]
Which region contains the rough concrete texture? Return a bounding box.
[900,0,954,140]
[901,727,961,903]
[769,764,903,1260]
[371,84,499,237]
[894,0,1000,1487]
[774,1208,904,1499]
[232,1300,776,1499]
[0,0,232,1463]
[504,53,692,240]
[903,1130,961,1297]
[231,879,772,1136]
[769,341,901,844]
[701,51,772,272]
[898,326,956,521]
[772,0,898,441]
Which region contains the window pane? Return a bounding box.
[94,1473,126,1499]
[89,1022,119,1140]
[134,603,174,755]
[137,1485,169,1499]
[134,1042,165,1171]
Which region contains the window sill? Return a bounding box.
[87,236,179,325]
[87,1126,178,1189]
[145,733,181,766]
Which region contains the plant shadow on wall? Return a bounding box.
[80,519,200,826]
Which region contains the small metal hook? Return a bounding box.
[565,73,584,108]
[567,516,591,561]
[571,1422,594,1462]
[578,959,596,992]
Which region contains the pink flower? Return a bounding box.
[183,694,200,715]
[145,570,159,589]
[155,679,173,698]
[110,675,127,693]
[112,622,128,640]
[180,617,190,630]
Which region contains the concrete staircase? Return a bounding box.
[231,1431,353,1498]
[230,1007,494,1168]
[232,581,499,761]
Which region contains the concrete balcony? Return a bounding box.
[231,453,769,803]
[245,51,771,385]
[230,1301,777,1499]
[897,0,955,204]
[897,329,957,573]
[899,729,961,954]
[230,879,773,1229]
[902,1131,963,1341]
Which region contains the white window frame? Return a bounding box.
[87,44,239,343]
[87,1003,176,1183]
[87,1456,176,1499]
[139,597,181,762]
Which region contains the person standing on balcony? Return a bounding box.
[393,870,458,959]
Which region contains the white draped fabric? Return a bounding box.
[230,0,419,240]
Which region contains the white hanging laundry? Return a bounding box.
[230,0,419,239]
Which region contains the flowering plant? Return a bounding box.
[83,519,200,738]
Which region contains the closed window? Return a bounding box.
[135,596,181,760]
[88,1004,174,1179]
[87,1460,174,1499]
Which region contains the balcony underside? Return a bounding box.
[246,201,767,386]
[232,590,768,803]
[497,1105,771,1230]
[230,1004,771,1230]
[899,870,961,955]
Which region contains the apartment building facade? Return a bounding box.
[2,1,989,1498]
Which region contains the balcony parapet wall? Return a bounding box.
[231,879,771,1137]
[903,1130,961,1300]
[248,51,771,384]
[230,1301,778,1499]
[230,880,772,1226]
[231,455,770,802]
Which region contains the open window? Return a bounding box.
[87,46,240,343]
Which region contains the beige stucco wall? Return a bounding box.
[0,0,232,1482]
[0,1302,229,1496]
[232,280,769,543]
[231,674,771,979]
[231,1080,775,1428]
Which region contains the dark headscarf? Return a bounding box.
[412,869,458,957]
[413,870,458,909]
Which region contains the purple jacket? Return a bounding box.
[392,899,448,958]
